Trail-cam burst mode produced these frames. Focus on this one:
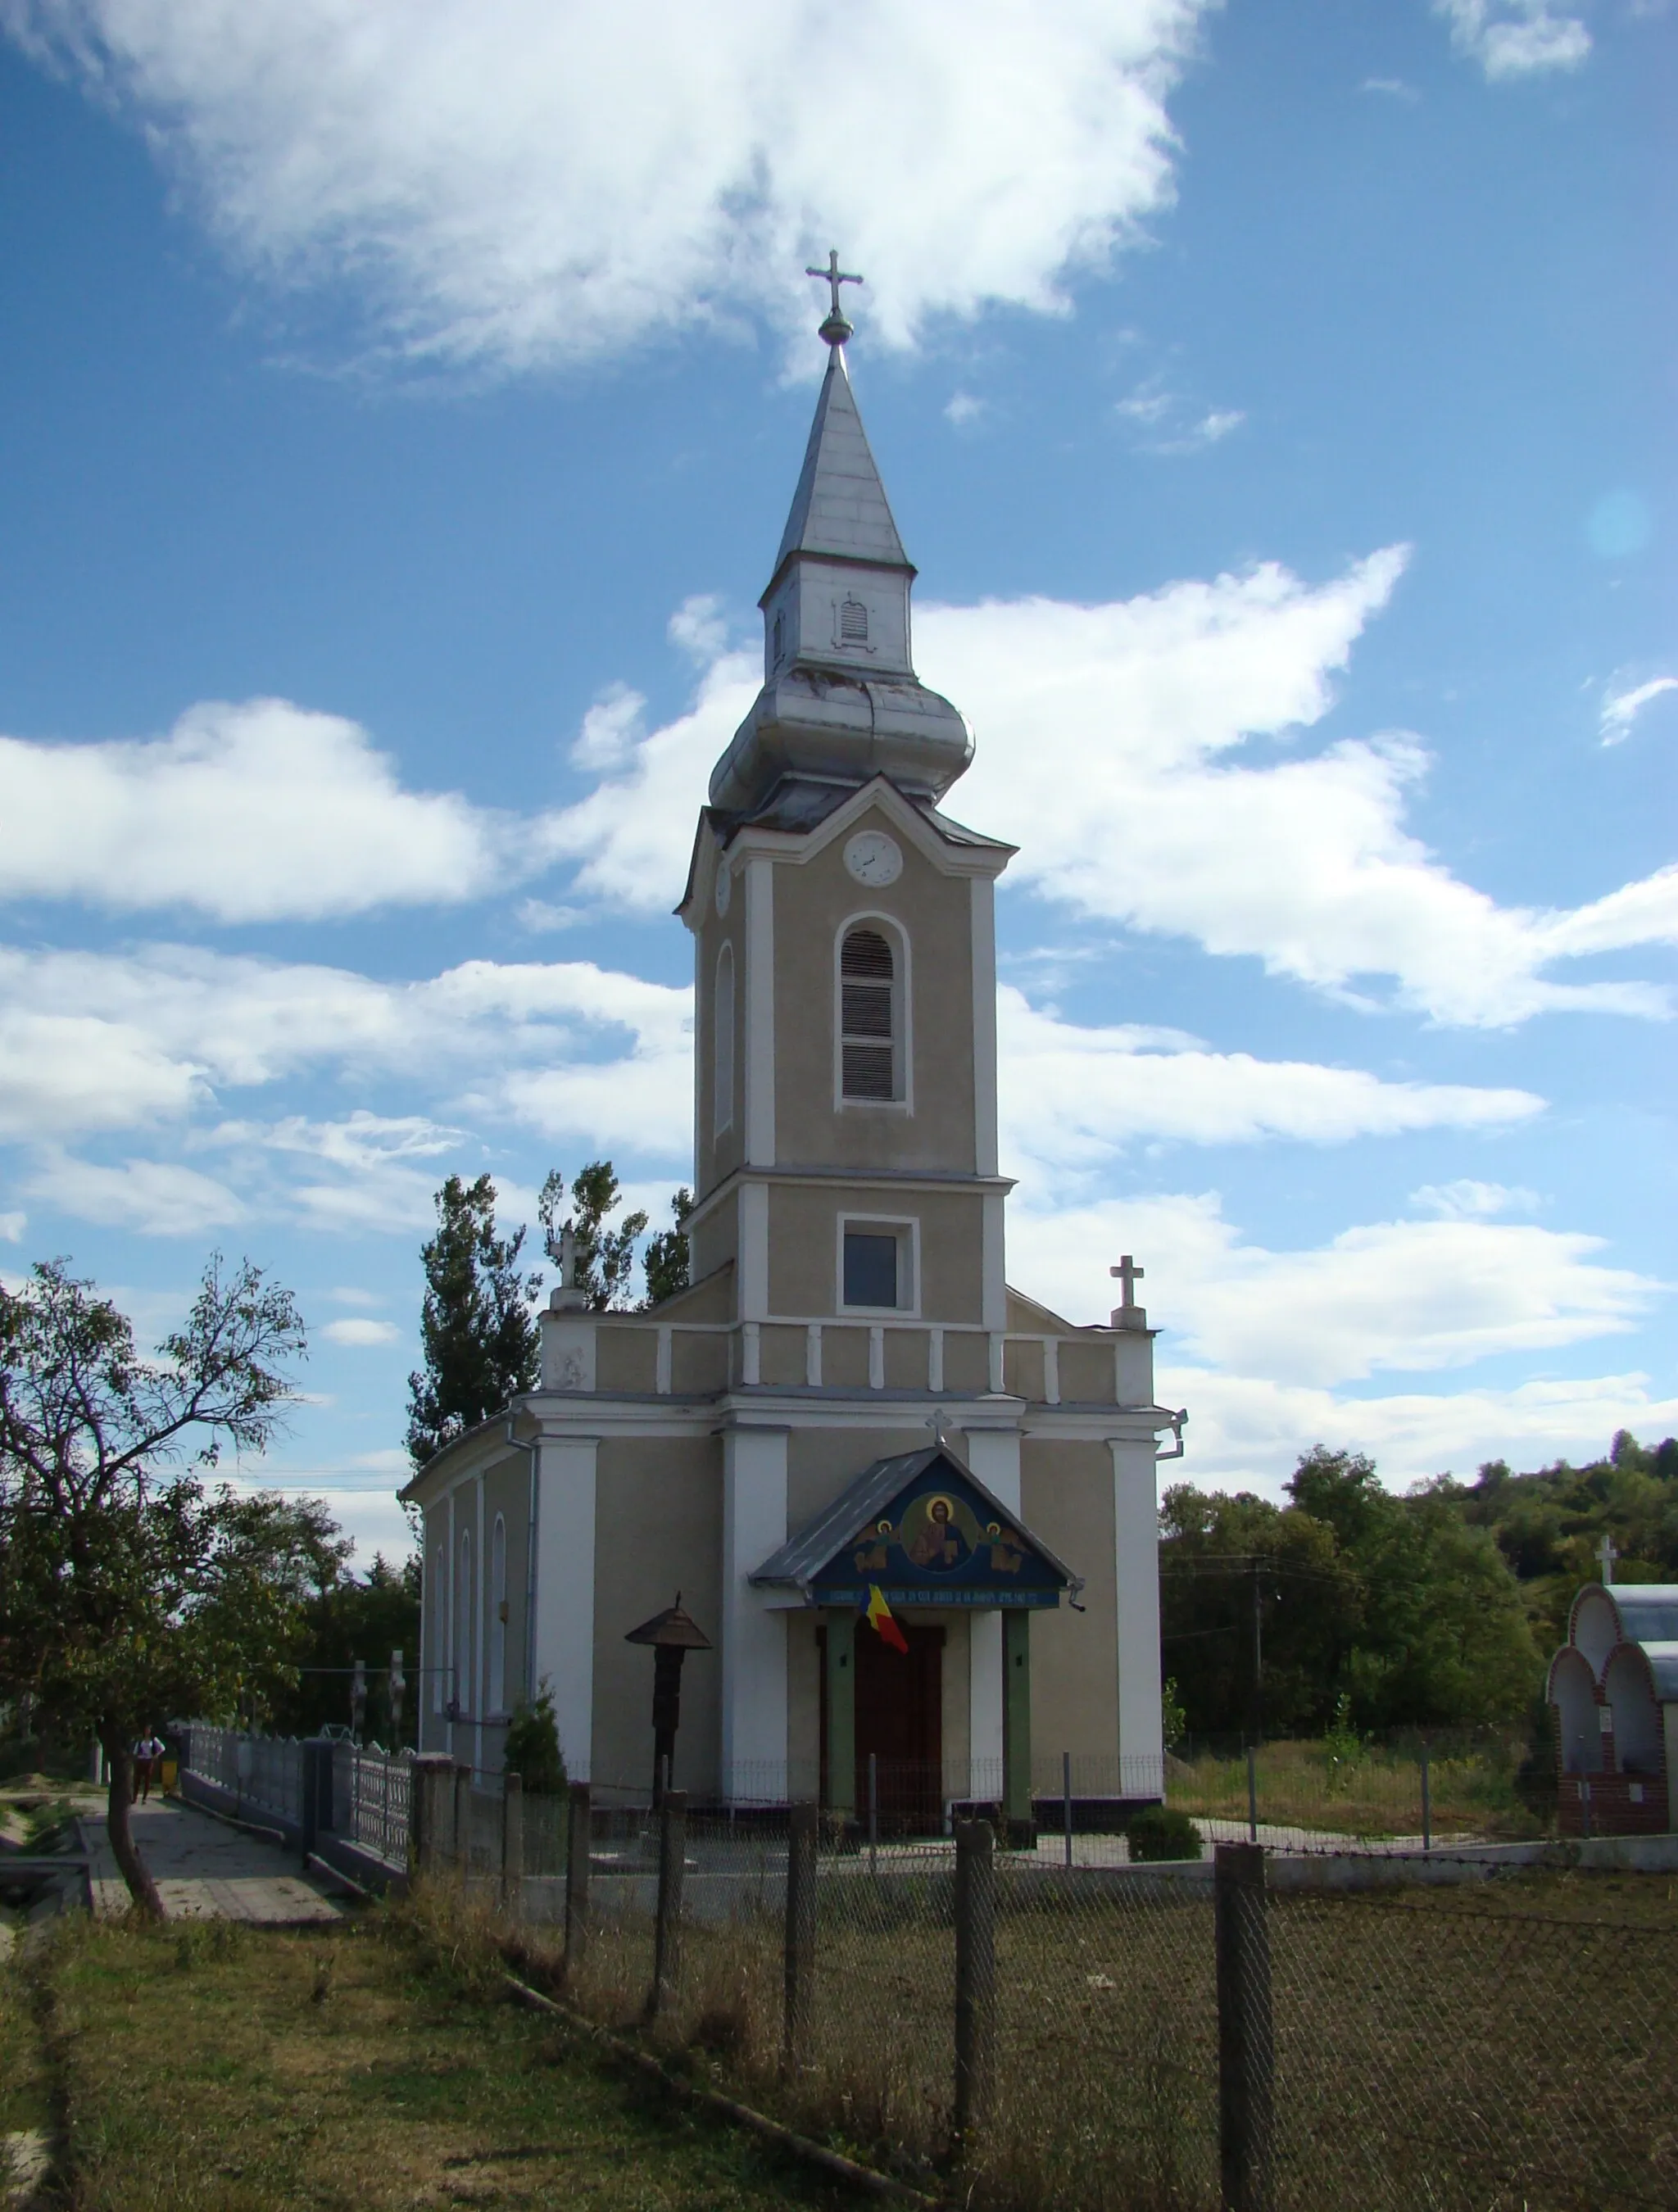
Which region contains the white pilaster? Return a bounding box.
[963,1427,1018,1804]
[963,1427,1021,1515]
[970,876,998,1176]
[445,1489,457,1761]
[981,1190,1006,1332]
[531,1437,600,1782]
[744,855,776,1166]
[739,1180,769,1321]
[474,1474,486,1771]
[721,1426,790,1800]
[1110,1437,1163,1793]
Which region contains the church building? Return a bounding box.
[405,270,1186,1828]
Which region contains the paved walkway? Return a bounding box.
[81,1797,342,1923]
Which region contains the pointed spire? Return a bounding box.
[771,347,912,580]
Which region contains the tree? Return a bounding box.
[537,1162,647,1311]
[642,1186,694,1308]
[0,1256,323,1916]
[406,1175,539,1470]
[262,1552,421,1746]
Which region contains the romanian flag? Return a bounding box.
[864,1584,909,1655]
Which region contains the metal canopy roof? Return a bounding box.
[751,1442,1078,1598]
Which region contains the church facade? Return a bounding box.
[405,289,1186,1826]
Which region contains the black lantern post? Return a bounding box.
[624,1594,713,1806]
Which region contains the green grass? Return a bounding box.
[1166,1734,1545,1843]
[13,1906,864,2211]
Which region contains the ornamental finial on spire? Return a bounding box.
[805,248,864,347]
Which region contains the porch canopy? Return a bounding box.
[750,1442,1079,1611]
[751,1444,1080,1828]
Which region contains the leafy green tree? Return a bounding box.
[1159,1482,1358,1739]
[0,1256,324,1915]
[537,1161,647,1311]
[263,1552,421,1747]
[406,1175,539,1470]
[642,1186,694,1308]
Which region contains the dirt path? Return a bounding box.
[81,1798,342,1924]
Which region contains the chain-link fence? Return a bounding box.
[399,1766,1675,2211]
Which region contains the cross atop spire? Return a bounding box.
[805,249,864,347]
[1597,1532,1619,1584]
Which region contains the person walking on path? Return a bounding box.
[133,1729,166,1803]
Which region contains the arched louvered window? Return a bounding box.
[840,597,868,644]
[772,609,785,665]
[714,941,736,1134]
[841,927,896,1100]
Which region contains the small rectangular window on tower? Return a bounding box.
[843,1230,899,1309]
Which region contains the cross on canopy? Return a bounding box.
[1110,1255,1145,1308]
[1597,1532,1619,1584]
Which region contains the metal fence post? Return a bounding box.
[953,1817,997,2154]
[1246,1746,1258,1845]
[783,1802,818,2070]
[1063,1749,1073,1869]
[649,1788,687,2019]
[868,1752,878,1876]
[1420,1747,1432,1855]
[564,1781,592,1977]
[501,1771,524,1913]
[453,1762,473,1881]
[1215,1841,1274,2212]
[410,1753,454,1876]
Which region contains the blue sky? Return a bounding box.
[1,0,1671,1563]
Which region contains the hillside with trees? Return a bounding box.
[1162,1430,1678,1741]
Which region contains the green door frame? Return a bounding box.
[823,1607,856,1818]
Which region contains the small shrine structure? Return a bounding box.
[1546,1548,1678,1834]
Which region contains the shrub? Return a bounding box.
[502,1682,567,1796]
[1127,1804,1204,1862]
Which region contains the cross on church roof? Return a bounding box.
[805,249,864,346]
[1597,1532,1619,1584]
[1110,1255,1145,1308]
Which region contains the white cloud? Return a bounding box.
[1435,2,1592,79]
[1359,77,1421,101]
[0,699,520,921]
[507,557,1678,1026]
[1600,673,1678,745]
[1410,1178,1539,1219]
[325,1286,387,1308]
[1159,1368,1678,1498]
[0,1211,25,1243]
[5,0,1209,374]
[1007,1190,1659,1387]
[998,987,1541,1173]
[321,1317,401,1347]
[1115,383,1245,454]
[0,945,692,1142]
[23,1149,247,1235]
[945,392,987,429]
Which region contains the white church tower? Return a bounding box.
[406,265,1185,1831]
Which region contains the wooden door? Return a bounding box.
[854,1622,944,1834]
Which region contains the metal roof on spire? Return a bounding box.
[768,256,913,582]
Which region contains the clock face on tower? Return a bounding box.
[843,831,902,887]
